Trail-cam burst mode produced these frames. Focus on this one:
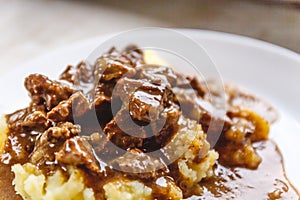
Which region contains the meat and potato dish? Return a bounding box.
[0,45,299,200]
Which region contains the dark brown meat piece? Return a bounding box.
[92,82,118,128]
[104,109,145,151]
[187,77,206,97]
[129,83,169,123]
[122,45,144,66]
[94,82,115,99]
[100,69,181,152]
[216,139,262,169]
[60,62,94,85]
[136,64,177,86]
[215,108,270,169]
[47,92,90,123]
[114,77,144,104]
[102,103,180,153]
[94,46,144,82]
[173,87,231,139]
[110,148,167,180]
[142,105,181,151]
[172,87,202,121]
[22,111,50,132]
[225,83,278,124]
[115,77,176,123]
[56,136,101,174]
[25,74,75,111]
[200,112,231,146]
[6,105,48,133]
[174,73,192,88]
[30,122,80,170]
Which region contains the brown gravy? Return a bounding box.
[0,46,299,199]
[197,140,299,199]
[1,140,298,199]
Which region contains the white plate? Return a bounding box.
[0,29,299,190]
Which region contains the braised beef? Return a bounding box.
[25,74,75,110]
[187,76,206,97]
[92,82,117,128]
[30,122,80,172]
[1,45,290,200]
[114,77,144,104]
[136,64,177,86]
[173,87,231,139]
[60,62,94,85]
[103,109,146,151]
[129,82,171,122]
[110,148,168,180]
[6,107,47,133]
[22,111,50,132]
[94,46,143,82]
[56,136,101,174]
[47,92,90,123]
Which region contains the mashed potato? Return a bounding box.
[178,150,218,188]
[10,120,216,200]
[103,179,152,200]
[0,115,8,153]
[12,163,95,200]
[167,121,219,188]
[3,51,218,200]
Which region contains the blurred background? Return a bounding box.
[1,0,300,74]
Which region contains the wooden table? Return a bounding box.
[1,0,300,74]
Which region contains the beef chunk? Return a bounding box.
[225,83,278,124]
[44,122,81,141]
[60,62,94,85]
[92,82,117,128]
[47,92,90,123]
[115,77,175,123]
[104,109,145,151]
[94,46,143,82]
[173,87,231,139]
[95,56,135,82]
[122,45,144,66]
[22,111,50,132]
[142,105,180,151]
[114,77,144,104]
[200,112,231,145]
[129,83,169,122]
[30,122,80,169]
[187,77,206,97]
[101,73,181,153]
[136,64,177,86]
[6,105,48,132]
[173,73,191,88]
[103,104,180,153]
[172,87,202,121]
[110,148,167,180]
[56,136,101,173]
[25,74,75,110]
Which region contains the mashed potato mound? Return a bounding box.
[6,113,217,200]
[12,163,95,200]
[163,120,218,189]
[178,150,218,188]
[0,115,8,153]
[103,179,152,200]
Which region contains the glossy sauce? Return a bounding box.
[0,47,299,199]
[1,140,299,199]
[196,140,299,200]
